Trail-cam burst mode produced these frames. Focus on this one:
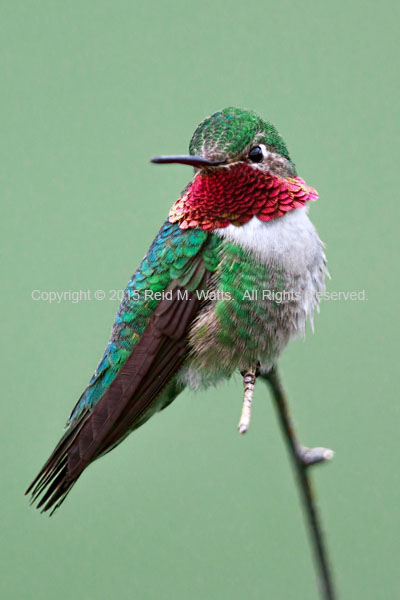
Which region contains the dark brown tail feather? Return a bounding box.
[26,272,210,514]
[25,409,92,513]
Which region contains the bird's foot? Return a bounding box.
[296,444,334,468]
[238,368,257,434]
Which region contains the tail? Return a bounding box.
[26,276,209,514]
[25,411,90,514]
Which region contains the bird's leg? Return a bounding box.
[261,365,336,600]
[238,367,258,434]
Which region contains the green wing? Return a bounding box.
[26,220,220,513]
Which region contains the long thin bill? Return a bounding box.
[150,155,226,168]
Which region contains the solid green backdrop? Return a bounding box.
[1,1,399,599]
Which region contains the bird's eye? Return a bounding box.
[248,146,264,163]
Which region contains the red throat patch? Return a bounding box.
[169,163,318,231]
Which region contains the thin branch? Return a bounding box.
[261,367,336,600]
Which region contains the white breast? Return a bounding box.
[215,207,324,275]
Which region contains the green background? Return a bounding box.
[1,1,398,598]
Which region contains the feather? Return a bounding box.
[26,222,218,513]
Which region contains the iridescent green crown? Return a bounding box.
[189,107,293,165]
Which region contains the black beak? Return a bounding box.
[150,155,227,168]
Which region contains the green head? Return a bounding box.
[152,107,296,177]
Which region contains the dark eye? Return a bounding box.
[248,146,264,163]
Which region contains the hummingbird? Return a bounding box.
[27,107,327,514]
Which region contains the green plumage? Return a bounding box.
[188,240,289,376]
[189,106,294,168]
[68,221,219,425]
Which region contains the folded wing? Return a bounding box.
[26,221,220,513]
